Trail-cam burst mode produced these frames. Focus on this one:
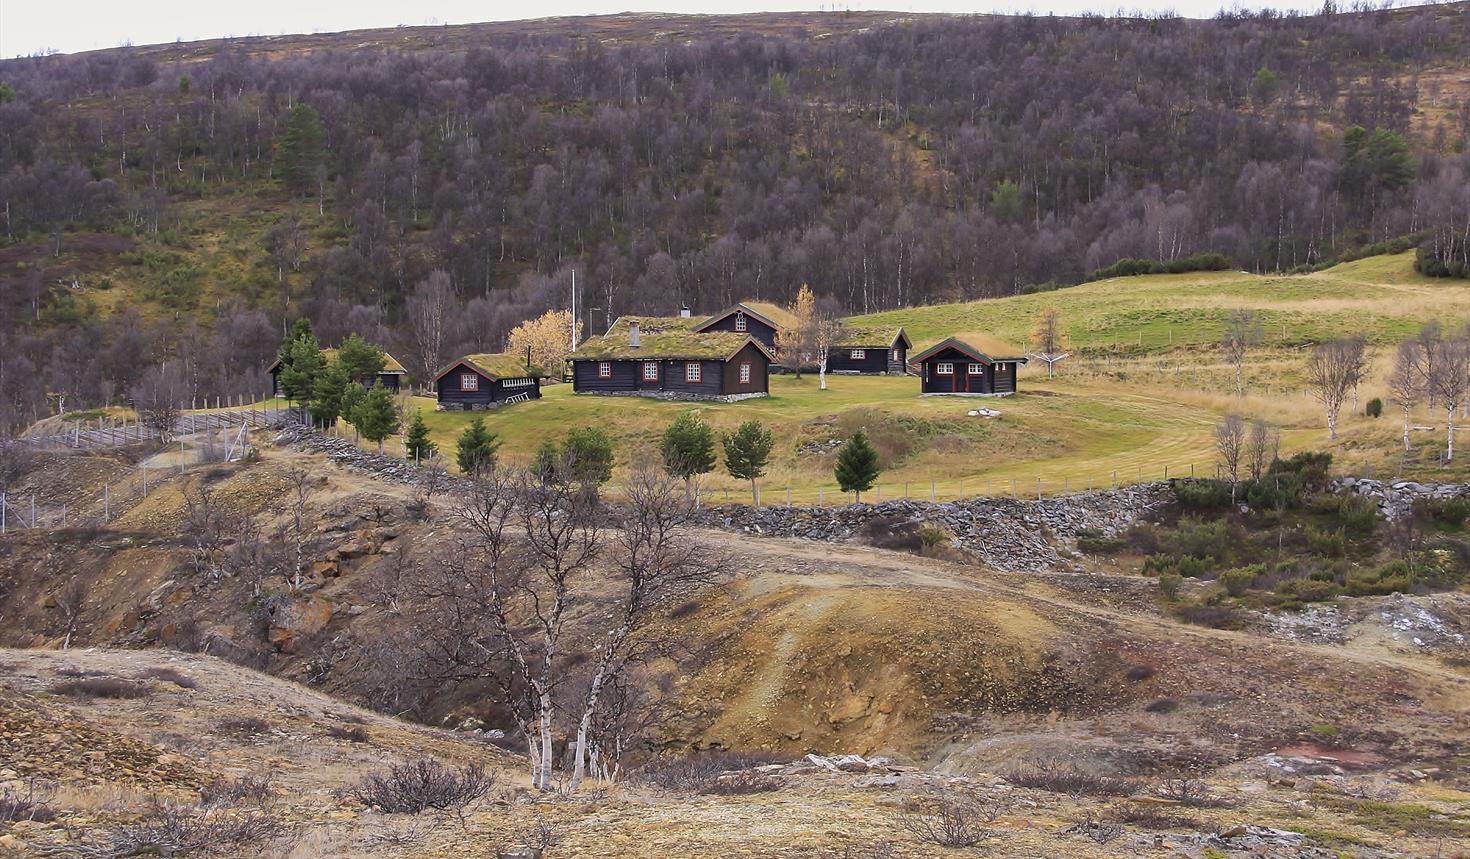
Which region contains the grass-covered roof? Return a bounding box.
[572,328,770,361]
[912,335,1027,364]
[438,353,547,381]
[833,326,910,349]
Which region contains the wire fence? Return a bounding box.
[17,404,289,452]
[1,412,290,533]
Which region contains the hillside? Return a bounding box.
[1,4,1468,429]
[2,437,1469,857]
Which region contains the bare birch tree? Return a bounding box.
[1386,339,1425,451]
[1220,309,1263,397]
[1246,418,1275,480]
[1028,306,1068,379]
[814,318,845,391]
[1215,413,1246,501]
[1305,336,1367,440]
[1430,335,1470,462]
[405,270,457,384]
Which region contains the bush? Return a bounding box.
[1218,565,1263,597]
[326,724,370,743]
[1173,602,1243,629]
[217,716,271,737]
[351,759,495,814]
[640,751,788,794]
[1088,252,1231,281]
[1243,474,1302,510]
[1335,493,1380,536]
[1275,579,1340,602]
[57,802,292,856]
[1144,697,1179,714]
[1153,777,1231,808]
[0,783,59,823]
[1006,764,1136,797]
[1365,397,1383,418]
[140,667,198,689]
[1106,803,1200,830]
[50,677,150,699]
[1168,518,1232,560]
[1157,572,1182,599]
[1413,496,1470,531]
[1270,451,1333,492]
[1346,560,1412,596]
[1123,523,1162,555]
[1306,526,1346,558]
[701,770,782,795]
[1172,479,1230,510]
[200,774,274,805]
[1076,528,1126,554]
[900,792,1005,848]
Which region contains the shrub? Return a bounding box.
[50,677,150,699]
[1413,496,1470,531]
[1275,579,1340,602]
[1076,528,1125,554]
[640,751,788,794]
[1218,565,1262,597]
[326,724,370,743]
[1365,397,1383,418]
[1270,451,1333,492]
[1335,493,1380,536]
[1106,803,1201,830]
[216,716,270,737]
[1157,572,1182,599]
[58,802,292,856]
[0,782,59,823]
[1125,665,1156,682]
[702,770,782,795]
[1006,764,1136,797]
[200,774,274,806]
[1306,526,1346,558]
[1153,777,1230,808]
[1172,479,1229,510]
[1168,518,1232,560]
[1173,602,1243,629]
[351,759,495,814]
[1124,523,1162,555]
[1243,473,1303,510]
[900,792,1005,848]
[1144,697,1179,713]
[1346,560,1412,596]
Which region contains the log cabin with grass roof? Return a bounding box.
[268,348,409,396]
[828,326,912,375]
[913,336,1027,396]
[433,353,547,410]
[691,301,797,349]
[571,316,772,401]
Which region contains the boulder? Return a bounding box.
[267,594,334,653]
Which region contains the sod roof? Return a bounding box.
[267,347,408,375]
[912,335,1028,364]
[833,326,911,349]
[434,353,547,382]
[694,301,798,332]
[571,328,773,361]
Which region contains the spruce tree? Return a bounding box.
[355,383,400,454]
[456,416,501,475]
[405,411,436,462]
[339,381,368,435]
[533,437,561,484]
[279,336,325,405]
[723,419,775,506]
[275,103,326,195]
[336,333,385,383]
[309,363,350,428]
[834,430,880,502]
[661,411,716,501]
[564,426,614,487]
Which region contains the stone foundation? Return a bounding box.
[574,389,769,403]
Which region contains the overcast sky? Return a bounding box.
[2,0,1359,58]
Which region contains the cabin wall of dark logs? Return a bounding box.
[919,348,1018,395]
[700,313,778,347]
[828,345,905,374]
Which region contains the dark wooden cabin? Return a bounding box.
[268,348,408,397]
[913,336,1027,396]
[692,302,795,349]
[433,353,546,410]
[571,318,772,401]
[828,326,912,375]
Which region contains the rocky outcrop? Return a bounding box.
[266,593,334,654]
[1337,476,1470,519]
[698,484,1171,572]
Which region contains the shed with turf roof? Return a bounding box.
[433,353,547,410]
[913,336,1027,396]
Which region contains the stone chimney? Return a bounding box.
[629,320,641,348]
[680,305,691,318]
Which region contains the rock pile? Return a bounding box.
[1338,476,1470,519]
[700,483,1171,572]
[272,425,442,487]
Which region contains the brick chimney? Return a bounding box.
[629,320,641,348]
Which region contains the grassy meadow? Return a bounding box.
[320,252,1470,501]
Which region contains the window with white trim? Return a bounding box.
[850,349,865,359]
[460,373,479,391]
[643,361,659,381]
[968,363,984,375]
[598,362,612,378]
[685,362,702,382]
[891,348,900,360]
[936,362,954,375]
[739,362,751,383]
[734,313,747,332]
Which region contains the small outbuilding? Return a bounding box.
[433,353,547,410]
[913,336,1027,396]
[571,317,772,401]
[269,348,409,397]
[828,326,912,375]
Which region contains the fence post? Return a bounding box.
[930,479,936,501]
[1164,465,1169,480]
[1011,478,1017,497]
[1,493,6,533]
[904,481,909,499]
[1036,477,1042,500]
[1112,469,1117,488]
[959,479,964,498]
[1190,463,1195,478]
[819,487,824,505]
[875,485,881,503]
[104,484,110,522]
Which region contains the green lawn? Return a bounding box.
[849,253,1470,353]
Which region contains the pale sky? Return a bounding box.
[0,0,1359,58]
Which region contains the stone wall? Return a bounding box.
[697,484,1173,572]
[1337,477,1470,519]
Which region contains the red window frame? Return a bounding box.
[460,372,480,391]
[685,362,701,383]
[598,361,612,378]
